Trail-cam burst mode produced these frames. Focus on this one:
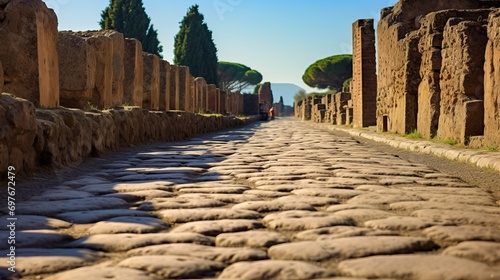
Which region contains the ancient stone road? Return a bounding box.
[1,118,500,279]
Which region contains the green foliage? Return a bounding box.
[174,5,219,85]
[307,89,337,98]
[302,54,353,91]
[294,90,307,103]
[100,0,163,57]
[218,61,263,92]
[403,130,422,139]
[485,145,499,152]
[253,84,261,94]
[343,77,352,89]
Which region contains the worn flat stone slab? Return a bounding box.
[420,194,497,206]
[56,209,153,224]
[423,225,500,242]
[326,204,380,212]
[268,236,436,262]
[412,209,500,227]
[364,216,451,231]
[67,233,213,252]
[233,201,315,212]
[62,176,109,187]
[104,190,174,202]
[45,266,161,280]
[118,255,225,279]
[159,208,260,223]
[0,215,71,230]
[244,190,290,198]
[0,230,71,249]
[87,216,169,234]
[291,188,364,199]
[332,208,398,223]
[443,241,500,265]
[137,197,226,211]
[78,181,174,194]
[29,189,94,200]
[338,255,500,280]
[17,197,128,216]
[262,211,354,231]
[274,195,339,206]
[216,230,290,248]
[294,226,396,241]
[0,248,99,276]
[390,201,500,215]
[127,243,267,264]
[218,260,335,279]
[178,193,261,203]
[170,219,264,236]
[347,193,423,205]
[177,186,249,194]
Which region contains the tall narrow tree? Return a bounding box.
[174,5,219,85]
[100,0,163,57]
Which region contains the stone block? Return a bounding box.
[484,10,500,146]
[57,32,96,108]
[195,77,207,113]
[159,60,170,111]
[0,0,59,107]
[207,84,217,113]
[123,39,143,107]
[142,53,160,110]
[106,31,125,108]
[169,65,178,110]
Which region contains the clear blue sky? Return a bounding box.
[44,0,397,95]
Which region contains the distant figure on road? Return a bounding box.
[269,107,275,120]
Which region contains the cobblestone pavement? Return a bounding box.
[1,118,500,280]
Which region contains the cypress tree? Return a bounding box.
[100,0,163,58]
[174,5,219,86]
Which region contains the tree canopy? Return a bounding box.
[294,89,307,103]
[302,54,352,91]
[174,5,219,85]
[218,62,263,92]
[100,0,163,57]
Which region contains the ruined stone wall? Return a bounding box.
[258,82,274,111]
[484,10,500,146]
[243,94,259,116]
[352,19,377,128]
[142,53,160,110]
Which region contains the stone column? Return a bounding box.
[189,75,196,113]
[169,65,178,110]
[195,77,207,113]
[0,0,60,107]
[352,19,377,128]
[219,90,227,115]
[123,39,143,107]
[159,60,170,111]
[207,84,217,113]
[84,33,113,109]
[176,66,189,111]
[485,11,500,147]
[142,53,160,110]
[106,31,125,108]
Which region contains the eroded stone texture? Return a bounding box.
[142,53,160,110]
[57,32,96,108]
[123,39,143,106]
[485,10,500,146]
[0,0,60,107]
[437,18,488,144]
[46,266,161,280]
[159,60,170,111]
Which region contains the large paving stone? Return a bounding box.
[294,226,397,241]
[331,208,399,223]
[291,188,364,199]
[268,236,436,262]
[347,192,423,205]
[127,243,267,264]
[118,255,225,279]
[423,225,500,242]
[0,248,99,276]
[262,211,354,231]
[218,260,335,279]
[87,216,169,234]
[17,197,128,216]
[364,216,451,231]
[0,215,72,230]
[390,201,500,215]
[29,189,94,200]
[45,266,161,280]
[177,186,249,194]
[159,208,260,223]
[216,230,290,248]
[178,193,261,203]
[67,233,213,252]
[170,219,264,236]
[104,190,174,202]
[442,241,500,265]
[0,230,71,249]
[412,209,500,227]
[420,194,497,206]
[78,181,174,194]
[56,209,153,224]
[274,195,339,206]
[62,176,110,187]
[137,197,226,211]
[232,201,315,212]
[244,190,290,198]
[338,255,500,280]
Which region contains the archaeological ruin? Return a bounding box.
[297,0,500,148]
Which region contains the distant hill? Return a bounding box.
[270,83,305,106]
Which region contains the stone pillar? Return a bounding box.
[485,11,500,147]
[57,32,96,108]
[207,84,217,112]
[352,19,377,128]
[169,65,178,110]
[0,0,60,107]
[83,34,113,109]
[176,66,189,111]
[220,90,227,115]
[142,53,160,110]
[215,88,221,114]
[106,31,125,108]
[123,39,143,107]
[159,60,170,111]
[195,77,207,113]
[189,75,196,113]
[258,82,273,112]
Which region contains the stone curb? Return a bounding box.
[309,122,500,174]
